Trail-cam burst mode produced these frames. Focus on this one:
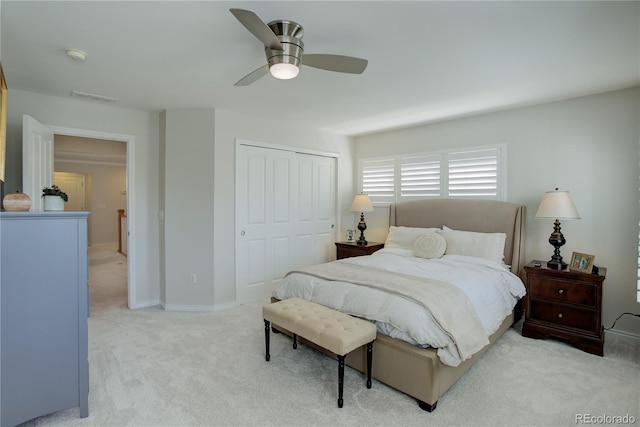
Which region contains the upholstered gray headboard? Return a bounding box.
[389,199,526,276]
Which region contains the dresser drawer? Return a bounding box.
[529,276,596,307]
[529,300,598,332]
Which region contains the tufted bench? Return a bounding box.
[263,297,377,408]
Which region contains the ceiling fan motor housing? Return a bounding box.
[266,20,304,68]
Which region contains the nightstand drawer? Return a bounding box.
[335,242,384,260]
[529,276,597,307]
[529,300,598,332]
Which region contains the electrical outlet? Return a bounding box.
[189,273,197,284]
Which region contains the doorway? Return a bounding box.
[53,134,129,309]
[22,115,137,309]
[49,126,138,309]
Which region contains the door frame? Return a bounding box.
[49,125,137,310]
[234,138,341,302]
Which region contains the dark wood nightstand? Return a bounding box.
[522,260,606,356]
[335,241,384,260]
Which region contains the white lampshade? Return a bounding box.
[269,63,299,80]
[535,189,581,219]
[350,194,374,213]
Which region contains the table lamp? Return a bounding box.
[535,188,581,270]
[350,193,374,245]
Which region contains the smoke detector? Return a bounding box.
[65,48,87,62]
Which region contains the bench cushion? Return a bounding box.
[263,298,377,356]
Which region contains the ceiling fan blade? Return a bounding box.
[234,65,269,86]
[230,8,283,51]
[302,54,368,74]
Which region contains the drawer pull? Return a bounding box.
[558,289,564,294]
[558,313,563,319]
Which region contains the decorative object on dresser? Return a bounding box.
[350,193,374,245]
[335,241,384,260]
[2,190,31,211]
[1,211,90,426]
[534,188,581,270]
[42,185,68,211]
[522,260,605,356]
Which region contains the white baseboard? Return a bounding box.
[605,328,640,341]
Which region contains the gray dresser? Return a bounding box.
[1,211,90,426]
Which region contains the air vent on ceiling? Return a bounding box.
[71,90,118,102]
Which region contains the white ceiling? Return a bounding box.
[2,1,638,136]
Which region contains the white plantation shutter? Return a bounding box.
[360,158,395,203]
[400,154,442,199]
[358,146,504,205]
[447,149,500,199]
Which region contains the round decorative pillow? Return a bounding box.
[413,232,447,259]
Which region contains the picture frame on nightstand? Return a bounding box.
[569,252,595,274]
[346,229,355,242]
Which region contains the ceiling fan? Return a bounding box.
[230,8,368,86]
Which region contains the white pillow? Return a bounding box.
[413,233,447,259]
[438,226,506,264]
[384,226,439,250]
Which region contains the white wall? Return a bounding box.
[162,109,216,310]
[213,109,355,308]
[355,87,640,336]
[5,89,161,307]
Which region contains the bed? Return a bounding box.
[270,198,526,412]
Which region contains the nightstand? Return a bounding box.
[335,241,384,260]
[522,260,606,356]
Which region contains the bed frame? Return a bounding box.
[274,199,526,412]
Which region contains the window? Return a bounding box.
[361,159,395,203]
[448,149,500,198]
[358,146,504,204]
[400,154,442,199]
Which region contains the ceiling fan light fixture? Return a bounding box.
[269,63,299,80]
[230,9,368,86]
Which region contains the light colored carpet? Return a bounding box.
[22,246,639,426]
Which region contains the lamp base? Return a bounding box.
[546,259,567,270]
[547,219,568,270]
[357,213,368,246]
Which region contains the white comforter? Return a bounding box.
[272,248,526,366]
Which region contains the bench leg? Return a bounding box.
[337,354,345,408]
[293,333,298,349]
[264,319,270,362]
[366,341,373,389]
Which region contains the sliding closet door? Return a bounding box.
[294,153,336,267]
[236,144,336,304]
